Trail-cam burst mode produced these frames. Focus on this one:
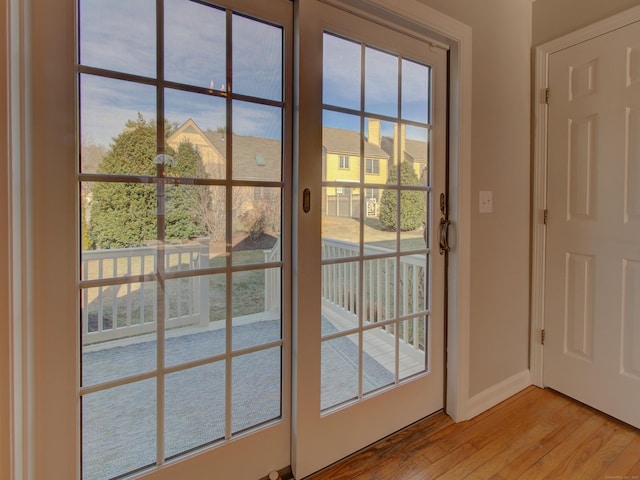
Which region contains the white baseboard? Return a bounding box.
[465,370,532,420]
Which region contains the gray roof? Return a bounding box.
[404,138,428,163]
[323,127,388,158]
[381,136,428,164]
[204,130,282,182]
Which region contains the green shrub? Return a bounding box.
[379,161,425,231]
[89,114,207,249]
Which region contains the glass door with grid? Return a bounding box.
[77,1,291,478]
[294,1,448,477]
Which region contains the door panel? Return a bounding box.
[544,19,640,429]
[295,1,448,477]
[77,1,292,478]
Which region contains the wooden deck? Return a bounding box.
[304,386,640,480]
[322,300,424,380]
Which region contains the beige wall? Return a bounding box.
[533,0,640,45]
[418,0,533,398]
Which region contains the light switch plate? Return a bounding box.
[479,191,493,213]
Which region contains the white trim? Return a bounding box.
[466,370,531,420]
[531,4,640,388]
[358,0,473,424]
[1,0,11,477]
[4,0,30,478]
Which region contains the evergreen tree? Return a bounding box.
[379,161,426,231]
[89,114,206,249]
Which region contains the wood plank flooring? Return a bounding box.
[304,386,640,480]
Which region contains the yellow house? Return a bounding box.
[322,124,389,217]
[165,118,225,178]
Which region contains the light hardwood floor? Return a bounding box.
[303,386,640,479]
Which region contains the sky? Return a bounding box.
[79,1,431,149]
[80,0,282,148]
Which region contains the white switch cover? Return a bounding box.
[479,191,493,213]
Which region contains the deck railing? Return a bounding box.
[263,236,281,312]
[321,238,427,352]
[82,237,425,353]
[81,243,210,345]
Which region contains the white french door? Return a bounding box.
[543,19,640,429]
[294,1,448,477]
[30,0,449,478]
[36,0,293,479]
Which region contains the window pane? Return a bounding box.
[322,190,361,260]
[365,47,398,117]
[323,33,361,110]
[82,282,157,387]
[86,183,157,250]
[323,111,361,183]
[363,327,395,395]
[232,348,281,434]
[321,334,359,410]
[231,268,281,351]
[398,316,428,380]
[363,257,396,324]
[164,0,226,89]
[82,379,156,480]
[165,274,226,368]
[80,75,156,174]
[322,187,361,244]
[232,186,281,266]
[401,125,429,186]
[321,261,359,334]
[232,101,282,181]
[165,362,225,458]
[402,59,430,124]
[165,89,227,180]
[233,14,282,101]
[163,184,215,244]
[80,228,157,281]
[398,254,427,316]
[79,0,156,77]
[400,190,428,253]
[365,188,397,253]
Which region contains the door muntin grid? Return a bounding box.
[78,1,287,478]
[321,32,434,412]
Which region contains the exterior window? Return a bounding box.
[365,158,379,175]
[365,188,379,200]
[339,155,350,169]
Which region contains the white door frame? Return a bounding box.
[318,0,473,423]
[530,4,640,387]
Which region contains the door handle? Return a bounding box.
[439,217,451,255]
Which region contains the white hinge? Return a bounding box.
[543,209,548,225]
[541,329,546,345]
[544,88,550,104]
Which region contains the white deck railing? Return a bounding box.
[81,243,210,345]
[82,237,425,353]
[264,236,281,312]
[322,238,427,352]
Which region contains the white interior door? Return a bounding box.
[544,19,640,429]
[294,1,448,477]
